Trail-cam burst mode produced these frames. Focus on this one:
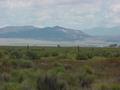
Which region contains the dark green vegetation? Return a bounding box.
[0,46,120,90]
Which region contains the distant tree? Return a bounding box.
[109,44,118,48]
[57,44,61,48]
[76,46,80,53]
[119,45,120,48]
[27,44,30,49]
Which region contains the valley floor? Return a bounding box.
[0,46,120,90]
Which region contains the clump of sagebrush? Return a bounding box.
[8,59,33,69]
[0,59,13,73]
[50,63,65,76]
[10,50,23,59]
[76,51,94,60]
[2,83,22,90]
[51,52,59,57]
[78,65,95,89]
[42,52,50,57]
[99,84,120,90]
[36,75,67,90]
[0,51,4,59]
[0,72,11,82]
[26,50,40,60]
[75,46,93,60]
[76,53,89,60]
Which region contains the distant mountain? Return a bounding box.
[99,35,120,42]
[85,26,120,36]
[84,26,120,43]
[0,26,91,41]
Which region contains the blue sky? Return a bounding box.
[0,0,120,30]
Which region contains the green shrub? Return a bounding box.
[49,63,65,76]
[100,84,109,90]
[10,50,23,59]
[99,84,120,90]
[10,59,33,68]
[26,50,40,60]
[83,65,94,75]
[51,52,59,57]
[0,51,4,59]
[42,52,50,57]
[3,83,22,90]
[0,72,11,82]
[111,84,120,90]
[76,53,89,60]
[79,66,95,89]
[18,60,33,68]
[79,73,95,89]
[20,80,33,90]
[0,59,12,73]
[36,75,67,90]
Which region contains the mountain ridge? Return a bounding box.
[0,26,91,41]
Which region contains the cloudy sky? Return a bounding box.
[0,0,120,29]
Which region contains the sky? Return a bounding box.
[0,0,120,30]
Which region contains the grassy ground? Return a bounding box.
[0,46,120,90]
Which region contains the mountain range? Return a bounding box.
[0,26,91,41]
[0,26,119,46]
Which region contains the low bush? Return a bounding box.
[79,65,95,89]
[26,50,40,60]
[0,51,4,59]
[3,83,22,90]
[36,75,67,90]
[10,50,23,59]
[76,53,89,60]
[99,84,120,90]
[51,52,59,57]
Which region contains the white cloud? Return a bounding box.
[111,4,120,13]
[0,0,120,29]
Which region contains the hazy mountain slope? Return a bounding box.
[84,26,120,42]
[0,26,91,41]
[85,26,120,36]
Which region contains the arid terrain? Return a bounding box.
[0,46,120,90]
